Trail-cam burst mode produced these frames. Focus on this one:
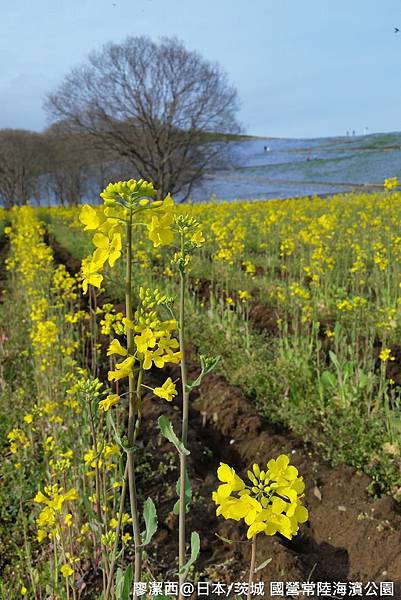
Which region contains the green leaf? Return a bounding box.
[186,355,220,392]
[141,497,158,546]
[115,565,133,600]
[357,369,369,389]
[158,415,190,456]
[329,350,340,368]
[173,470,192,515]
[254,557,272,572]
[107,412,137,454]
[215,532,234,545]
[177,531,200,575]
[320,371,336,389]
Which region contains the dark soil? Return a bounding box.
[139,361,401,599]
[248,302,281,337]
[45,231,82,275]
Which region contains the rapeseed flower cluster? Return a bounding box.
[79,179,173,292]
[34,484,78,542]
[213,454,308,540]
[104,286,180,409]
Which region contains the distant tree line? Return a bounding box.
[0,126,133,208]
[0,36,241,207]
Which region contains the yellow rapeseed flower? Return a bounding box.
[379,348,395,362]
[153,377,177,402]
[213,454,308,540]
[60,564,74,578]
[99,394,121,412]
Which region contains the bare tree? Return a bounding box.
[44,36,241,200]
[43,125,96,205]
[0,130,46,208]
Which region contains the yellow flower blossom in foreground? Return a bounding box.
[107,339,127,357]
[108,356,135,382]
[99,394,121,412]
[216,463,246,498]
[93,231,122,268]
[79,205,101,230]
[134,328,157,353]
[81,256,103,294]
[147,194,175,248]
[153,377,177,402]
[213,454,308,539]
[100,178,156,202]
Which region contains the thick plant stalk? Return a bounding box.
[125,212,142,599]
[246,536,257,600]
[178,237,189,599]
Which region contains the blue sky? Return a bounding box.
[1,0,401,138]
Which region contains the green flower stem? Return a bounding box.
[88,397,109,592]
[246,536,257,600]
[134,366,144,441]
[125,210,142,599]
[53,538,58,593]
[178,235,190,599]
[106,308,143,599]
[20,502,38,598]
[104,462,129,600]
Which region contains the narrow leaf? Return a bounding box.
[254,557,272,572]
[107,412,137,454]
[215,532,234,545]
[329,350,339,368]
[158,415,190,456]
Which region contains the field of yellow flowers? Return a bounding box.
[2,182,401,598]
